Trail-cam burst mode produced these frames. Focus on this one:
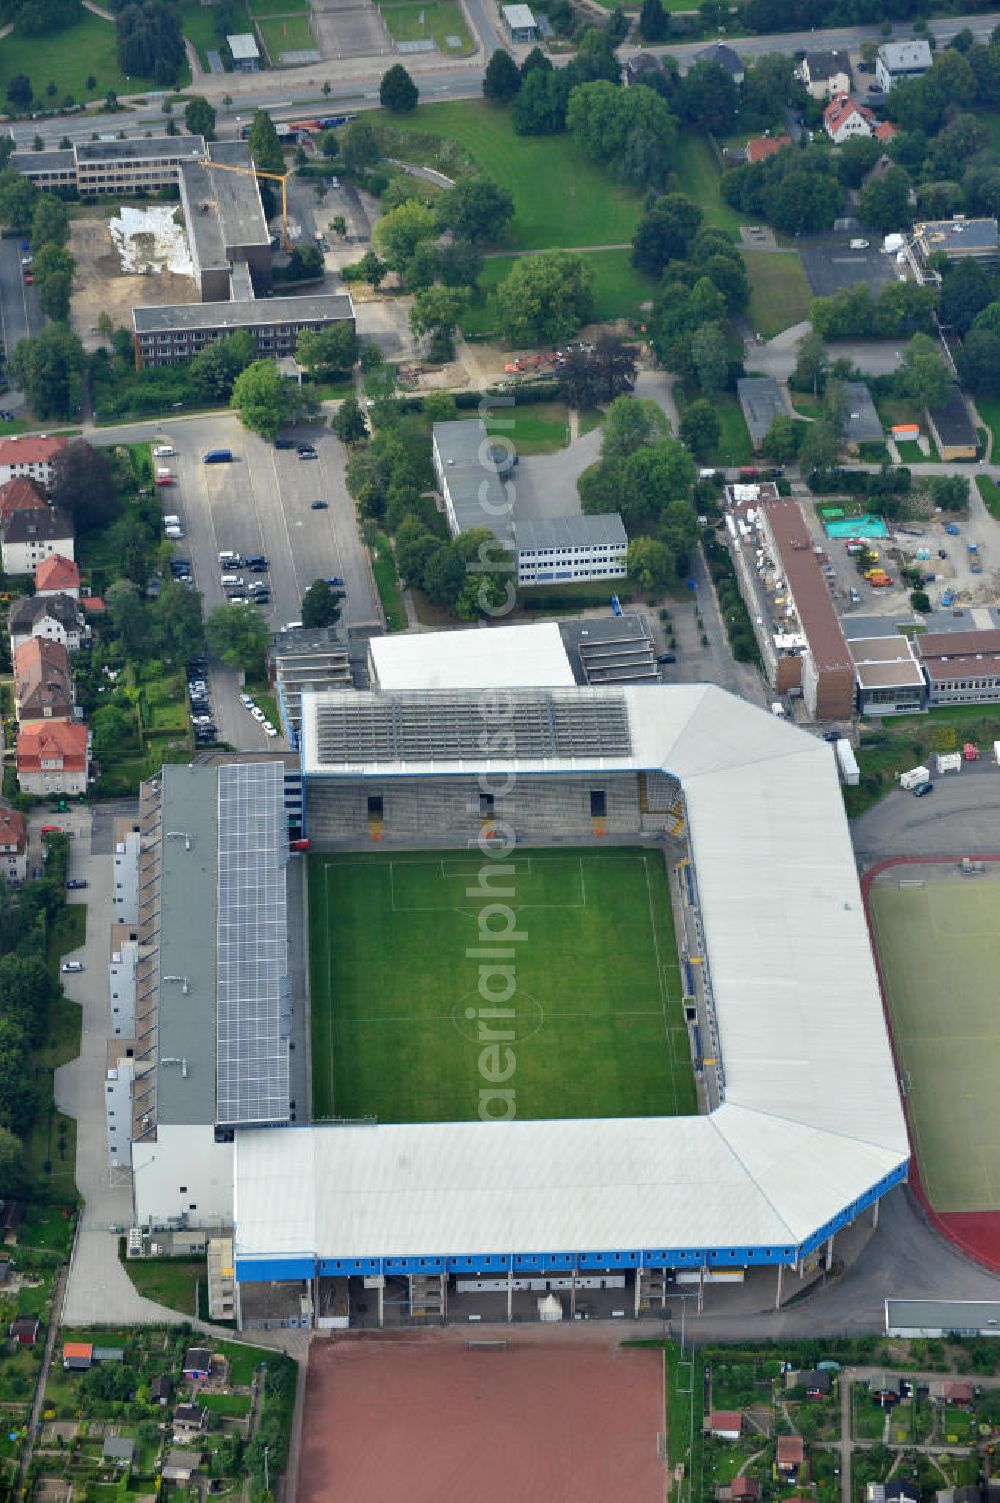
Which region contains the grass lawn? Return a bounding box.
[180,0,252,70]
[462,249,656,338]
[122,1257,203,1315]
[256,13,315,58]
[743,250,812,339]
[371,532,406,632]
[380,0,472,52]
[371,101,643,250]
[0,420,32,438]
[308,847,694,1124]
[708,393,753,466]
[974,396,1000,454]
[249,0,306,12]
[977,475,1000,520]
[0,10,185,103]
[201,1392,253,1416]
[485,400,569,454]
[670,134,744,239]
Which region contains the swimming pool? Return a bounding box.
[824,513,888,539]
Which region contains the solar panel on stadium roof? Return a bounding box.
[215,763,290,1127]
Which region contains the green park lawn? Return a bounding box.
[485,401,570,454]
[380,1,472,52]
[743,249,812,338]
[670,134,744,238]
[462,249,656,338]
[372,101,643,250]
[309,848,694,1124]
[180,0,253,70]
[256,13,316,57]
[0,10,169,105]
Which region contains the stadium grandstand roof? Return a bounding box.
[369,623,576,691]
[236,684,908,1268]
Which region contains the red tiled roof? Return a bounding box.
[0,477,47,521]
[14,635,71,683]
[17,721,88,773]
[62,1342,93,1359]
[35,554,79,592]
[0,435,67,468]
[710,1411,744,1431]
[777,1437,805,1465]
[824,93,874,134]
[79,596,106,615]
[874,121,899,140]
[0,804,27,854]
[746,135,792,163]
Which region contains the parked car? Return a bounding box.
[66,879,88,890]
[152,444,175,457]
[914,782,935,797]
[297,442,316,456]
[240,694,255,709]
[311,499,328,510]
[61,961,84,973]
[326,576,345,587]
[274,437,295,450]
[263,724,279,738]
[657,653,676,664]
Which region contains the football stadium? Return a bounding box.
[225,636,909,1330]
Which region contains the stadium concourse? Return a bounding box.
[224,629,909,1333]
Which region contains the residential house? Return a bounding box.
[871,1374,903,1407]
[800,49,851,98]
[14,637,74,723]
[162,1450,201,1484]
[737,376,784,449]
[17,721,90,797]
[0,435,67,489]
[937,1487,981,1503]
[927,386,978,461]
[173,1403,208,1441]
[0,477,47,523]
[2,507,74,577]
[776,1436,805,1478]
[63,1341,93,1370]
[794,1369,832,1398]
[840,382,884,453]
[885,1484,920,1503]
[93,1347,125,1364]
[625,52,663,85]
[0,804,28,886]
[102,1437,135,1469]
[708,1411,744,1440]
[151,1373,174,1406]
[9,1317,39,1345]
[876,39,932,91]
[732,1478,761,1503]
[183,1346,212,1380]
[824,94,875,144]
[9,594,86,655]
[35,554,80,598]
[746,135,792,163]
[941,1381,975,1406]
[695,42,745,83]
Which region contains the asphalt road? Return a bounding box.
[0,236,41,410]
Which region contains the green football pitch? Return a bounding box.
[869,878,1000,1213]
[308,848,696,1125]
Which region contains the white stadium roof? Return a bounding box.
[368,622,575,692]
[236,684,908,1266]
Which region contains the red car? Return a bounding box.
[23,272,33,285]
[40,825,61,836]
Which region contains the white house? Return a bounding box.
[0,804,28,886]
[8,593,86,655]
[823,93,875,144]
[800,49,851,99]
[16,721,89,796]
[0,435,67,489]
[876,39,932,92]
[2,507,74,577]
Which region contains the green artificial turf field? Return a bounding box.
[869,877,1000,1212]
[309,847,695,1125]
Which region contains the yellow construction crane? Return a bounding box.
[197,157,294,252]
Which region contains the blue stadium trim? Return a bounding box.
[234,1162,909,1282]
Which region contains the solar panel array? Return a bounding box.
[314,690,633,765]
[216,762,290,1127]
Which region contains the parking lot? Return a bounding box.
[0,237,42,414]
[798,235,897,299]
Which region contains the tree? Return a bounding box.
[557,334,638,408]
[422,541,466,608]
[957,327,1000,396]
[928,474,970,513]
[0,167,39,231]
[207,602,269,673]
[857,166,912,232]
[676,60,739,134]
[30,194,69,251]
[248,108,284,175]
[798,418,840,473]
[8,325,85,420]
[150,579,205,663]
[939,260,993,335]
[497,250,594,345]
[0,1126,24,1199]
[510,67,572,136]
[439,178,514,244]
[232,359,291,439]
[763,414,802,463]
[628,536,675,593]
[836,135,882,188]
[631,193,702,277]
[690,323,729,398]
[331,395,368,444]
[792,328,828,396]
[602,395,670,461]
[5,75,32,110]
[679,399,720,460]
[380,63,419,113]
[184,96,217,141]
[296,322,359,376]
[566,80,677,189]
[342,121,379,172]
[301,579,342,628]
[374,199,438,270]
[37,269,72,321]
[438,238,483,289]
[115,0,185,86]
[49,440,120,532]
[410,285,468,361]
[189,328,256,401]
[639,0,668,42]
[484,48,521,102]
[900,333,951,412]
[106,579,147,657]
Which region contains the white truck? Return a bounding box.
[899,765,930,791]
[935,752,962,775]
[835,738,859,786]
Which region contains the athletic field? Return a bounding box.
[308,848,696,1125]
[870,878,1000,1213]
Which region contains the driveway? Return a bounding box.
[744,327,905,382]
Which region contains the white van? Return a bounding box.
[152,444,175,458]
[221,574,245,588]
[218,550,241,567]
[162,514,181,527]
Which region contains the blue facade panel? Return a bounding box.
[236,1256,315,1283]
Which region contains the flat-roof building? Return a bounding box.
[13,136,206,196]
[270,627,353,745]
[876,38,932,91]
[737,377,784,449]
[502,3,538,41]
[133,293,354,367]
[559,614,659,685]
[927,385,978,461]
[916,627,1000,706]
[178,143,271,300]
[841,382,884,451]
[909,218,999,285]
[227,33,261,70]
[849,634,926,715]
[369,622,576,691]
[512,513,628,586]
[886,1298,1000,1337]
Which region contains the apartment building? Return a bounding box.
[0,435,68,489]
[16,721,89,796]
[133,293,355,367]
[1,508,74,577]
[14,637,74,722]
[0,804,28,886]
[512,515,628,585]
